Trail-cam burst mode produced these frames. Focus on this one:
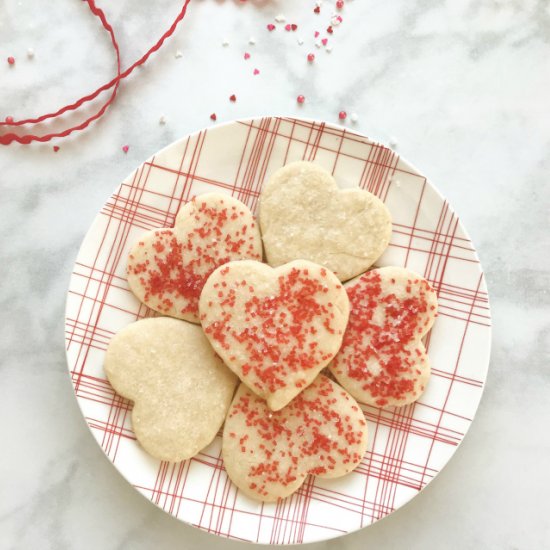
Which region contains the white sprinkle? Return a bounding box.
[315,0,323,7]
[222,39,229,47]
[394,179,402,188]
[350,112,358,123]
[175,49,183,58]
[326,45,333,53]
[388,136,398,148]
[27,47,35,59]
[275,14,286,23]
[159,115,166,125]
[297,37,304,45]
[315,40,322,48]
[331,15,341,26]
[249,36,256,45]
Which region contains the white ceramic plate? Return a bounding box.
[65,117,491,544]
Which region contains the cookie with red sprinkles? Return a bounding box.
[223,375,368,501]
[329,267,438,408]
[104,317,238,462]
[127,194,262,323]
[259,161,392,281]
[199,259,350,410]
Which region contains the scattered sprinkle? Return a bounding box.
[159,115,166,125]
[53,146,60,152]
[314,31,320,38]
[175,49,183,58]
[321,38,328,46]
[297,37,304,45]
[229,94,237,102]
[122,145,129,153]
[5,116,14,124]
[338,111,347,120]
[336,0,344,9]
[327,26,334,34]
[244,52,251,60]
[331,15,343,26]
[267,23,276,31]
[350,112,358,123]
[326,45,333,53]
[388,137,399,149]
[210,113,217,121]
[27,48,34,59]
[291,24,298,31]
[314,6,321,14]
[307,53,315,63]
[249,36,256,45]
[315,41,322,49]
[7,56,15,65]
[275,14,286,23]
[297,95,305,104]
[285,24,291,31]
[253,68,260,75]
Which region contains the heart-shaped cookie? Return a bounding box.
[223,375,368,502]
[127,193,262,323]
[259,161,392,281]
[329,267,438,408]
[104,317,238,462]
[199,259,350,410]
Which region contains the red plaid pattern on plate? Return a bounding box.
[64,117,491,544]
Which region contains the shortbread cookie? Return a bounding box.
[223,375,368,502]
[199,260,349,410]
[259,161,392,281]
[104,317,238,462]
[329,267,438,408]
[127,194,262,323]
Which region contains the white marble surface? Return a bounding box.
[1,0,549,548]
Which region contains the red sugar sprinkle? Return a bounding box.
[229,94,237,102]
[5,116,14,124]
[314,6,320,14]
[253,68,260,75]
[7,56,15,65]
[314,31,320,38]
[53,145,60,152]
[297,95,305,104]
[327,26,334,34]
[332,270,437,404]
[321,38,328,46]
[338,111,347,120]
[244,52,251,60]
[122,144,129,153]
[336,0,344,8]
[307,53,315,63]
[267,23,276,31]
[291,24,298,31]
[210,113,217,121]
[285,24,291,31]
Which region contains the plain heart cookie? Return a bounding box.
[259,161,392,281]
[127,193,262,323]
[104,317,239,462]
[199,259,349,410]
[329,267,438,408]
[223,375,368,502]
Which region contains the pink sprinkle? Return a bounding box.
[285,24,291,31]
[307,53,315,63]
[53,146,60,152]
[297,95,305,104]
[336,0,344,9]
[338,111,347,120]
[336,16,343,23]
[253,68,260,75]
[244,52,250,60]
[321,38,328,46]
[210,113,217,121]
[122,145,129,153]
[5,116,14,124]
[7,56,15,65]
[267,24,275,31]
[314,31,320,38]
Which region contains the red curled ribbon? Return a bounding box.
[0,0,192,145]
